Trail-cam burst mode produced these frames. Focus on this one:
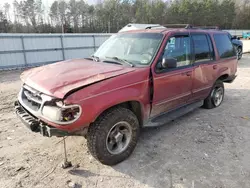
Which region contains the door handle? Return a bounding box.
[213,65,218,70]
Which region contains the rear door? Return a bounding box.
[213,33,237,80]
[151,34,193,117]
[190,33,216,101]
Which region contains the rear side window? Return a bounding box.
[214,34,236,58]
[192,34,214,63]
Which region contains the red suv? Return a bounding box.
[15,26,237,165]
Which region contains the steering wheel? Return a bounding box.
[141,51,153,60]
[140,51,153,64]
[141,51,153,56]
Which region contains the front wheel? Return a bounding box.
[203,80,224,109]
[87,107,140,166]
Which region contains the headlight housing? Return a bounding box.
[41,100,81,125]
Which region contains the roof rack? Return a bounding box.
[192,26,220,30]
[145,25,166,29]
[118,23,221,33]
[163,24,193,29]
[160,24,220,30]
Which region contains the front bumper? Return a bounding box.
[14,101,71,137]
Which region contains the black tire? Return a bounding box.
[203,80,224,109]
[87,107,140,166]
[237,46,242,60]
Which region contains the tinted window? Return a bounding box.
[163,35,191,68]
[214,34,236,58]
[192,34,213,63]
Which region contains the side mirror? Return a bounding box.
[162,57,177,69]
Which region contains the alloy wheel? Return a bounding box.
[106,121,132,155]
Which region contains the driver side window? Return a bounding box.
[163,35,191,68]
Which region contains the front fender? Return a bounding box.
[58,68,151,132]
[76,79,150,127]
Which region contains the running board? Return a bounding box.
[144,100,203,127]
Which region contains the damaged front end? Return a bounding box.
[14,101,71,137]
[14,84,87,137]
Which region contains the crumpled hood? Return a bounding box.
[21,59,134,99]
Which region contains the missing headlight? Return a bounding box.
[61,107,80,122]
[41,103,81,125]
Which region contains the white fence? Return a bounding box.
[0,33,111,70]
[0,30,249,70]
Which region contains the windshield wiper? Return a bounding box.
[105,56,134,67]
[102,60,123,66]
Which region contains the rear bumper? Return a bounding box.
[14,101,71,137]
[224,74,237,83]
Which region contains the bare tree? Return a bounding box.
[58,0,67,31]
[68,0,80,32]
[3,3,10,21]
[1,0,250,33]
[50,1,59,26]
[0,7,9,33]
[78,0,87,28]
[18,0,44,32]
[13,0,19,23]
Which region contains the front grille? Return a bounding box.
[21,85,42,111]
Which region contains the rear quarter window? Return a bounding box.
[213,34,236,58]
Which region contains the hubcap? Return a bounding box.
[106,121,132,155]
[212,87,224,106]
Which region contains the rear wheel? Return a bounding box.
[87,107,140,166]
[203,80,224,109]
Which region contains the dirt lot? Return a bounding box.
[242,40,250,53]
[1,55,250,188]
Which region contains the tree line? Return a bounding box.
[0,0,250,33]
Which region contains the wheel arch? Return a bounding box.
[93,100,144,127]
[217,74,229,82]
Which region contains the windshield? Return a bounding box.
[93,33,163,66]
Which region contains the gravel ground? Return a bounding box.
[0,55,250,188]
[242,40,250,53]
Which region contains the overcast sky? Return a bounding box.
[0,0,97,21]
[0,0,52,7]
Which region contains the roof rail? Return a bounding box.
[161,24,221,30]
[163,24,193,29]
[145,25,166,29]
[192,26,220,30]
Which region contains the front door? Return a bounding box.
[151,34,193,117]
